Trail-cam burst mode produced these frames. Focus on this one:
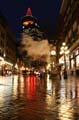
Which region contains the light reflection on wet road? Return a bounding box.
[0,74,79,120]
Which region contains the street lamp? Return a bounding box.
[50,50,56,68]
[60,42,69,79]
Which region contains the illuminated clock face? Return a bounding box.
[23,21,34,26]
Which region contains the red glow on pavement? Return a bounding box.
[24,75,37,100]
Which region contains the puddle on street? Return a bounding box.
[0,75,79,119]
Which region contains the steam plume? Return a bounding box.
[21,33,51,63]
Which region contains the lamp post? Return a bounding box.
[50,50,56,68]
[60,42,69,79]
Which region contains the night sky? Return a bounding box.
[0,0,62,41]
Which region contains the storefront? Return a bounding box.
[70,47,79,76]
[59,55,70,71]
[3,61,13,75]
[0,56,13,76]
[75,49,79,75]
[76,55,79,67]
[0,57,4,75]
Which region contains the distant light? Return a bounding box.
[65,50,70,54]
[46,63,51,70]
[60,46,64,50]
[64,46,68,50]
[62,42,66,46]
[3,53,6,57]
[35,23,37,26]
[23,21,33,26]
[22,26,24,29]
[50,50,56,55]
[15,63,18,69]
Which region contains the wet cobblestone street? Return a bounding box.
[0,74,79,120]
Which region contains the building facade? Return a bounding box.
[0,12,17,75]
[57,0,79,76]
[21,8,44,41]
